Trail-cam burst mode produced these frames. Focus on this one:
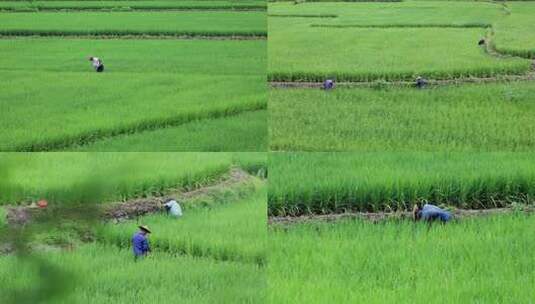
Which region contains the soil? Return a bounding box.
[269,206,534,225]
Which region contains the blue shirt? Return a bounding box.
[132,232,150,256]
[419,204,452,222]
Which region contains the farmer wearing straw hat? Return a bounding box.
[413,203,452,223]
[132,225,151,260]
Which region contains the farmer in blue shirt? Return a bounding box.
[413,203,452,223]
[132,225,151,260]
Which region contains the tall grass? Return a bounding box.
[269,153,535,215]
[0,11,267,37]
[0,243,265,303]
[0,152,265,205]
[69,110,267,152]
[269,83,535,152]
[269,214,535,303]
[98,188,267,265]
[0,39,266,151]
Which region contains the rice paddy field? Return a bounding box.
[269,215,535,304]
[0,2,267,152]
[268,1,535,152]
[0,152,266,303]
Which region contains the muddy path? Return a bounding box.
[4,168,256,227]
[269,206,535,225]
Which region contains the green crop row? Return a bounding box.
[269,214,535,303]
[268,153,535,215]
[0,11,267,36]
[98,188,266,265]
[0,243,265,303]
[310,23,491,28]
[0,152,266,205]
[270,83,535,152]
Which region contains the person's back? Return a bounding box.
[164,199,183,217]
[420,204,452,222]
[132,228,150,259]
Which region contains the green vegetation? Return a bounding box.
[70,110,267,152]
[269,153,535,215]
[0,152,266,205]
[0,245,264,303]
[0,11,267,37]
[0,0,266,11]
[270,83,535,152]
[0,207,6,227]
[269,25,529,81]
[0,39,266,151]
[99,189,266,265]
[493,2,535,58]
[269,215,535,303]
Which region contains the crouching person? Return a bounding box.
[163,199,183,218]
[132,225,151,260]
[413,203,452,223]
[88,56,104,72]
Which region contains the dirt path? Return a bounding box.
[269,206,534,225]
[4,168,255,227]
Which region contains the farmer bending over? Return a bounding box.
[163,199,183,218]
[88,56,104,72]
[413,203,452,223]
[132,225,151,260]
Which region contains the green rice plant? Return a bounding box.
[268,25,530,82]
[0,0,267,11]
[0,208,6,227]
[269,214,535,303]
[0,11,267,37]
[493,2,535,58]
[98,188,267,265]
[269,83,535,152]
[68,110,267,152]
[0,243,265,303]
[0,152,265,205]
[0,39,266,151]
[268,152,535,215]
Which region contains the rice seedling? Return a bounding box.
[0,152,266,205]
[0,243,265,303]
[68,110,267,152]
[0,11,267,37]
[493,2,535,58]
[269,83,535,152]
[0,39,266,151]
[268,152,535,215]
[269,214,535,303]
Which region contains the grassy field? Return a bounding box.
[269,24,529,81]
[270,83,535,151]
[70,110,267,151]
[493,2,535,58]
[0,11,267,37]
[269,152,535,215]
[269,214,535,303]
[268,1,535,81]
[0,0,266,11]
[0,39,266,151]
[0,152,267,205]
[99,188,266,264]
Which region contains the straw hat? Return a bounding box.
[139,225,151,234]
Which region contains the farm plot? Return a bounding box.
[0,39,266,151]
[0,152,267,205]
[493,2,535,58]
[0,244,265,303]
[0,0,266,11]
[99,188,266,265]
[0,11,267,37]
[270,83,535,151]
[269,24,530,82]
[268,152,535,216]
[269,215,535,304]
[70,110,267,151]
